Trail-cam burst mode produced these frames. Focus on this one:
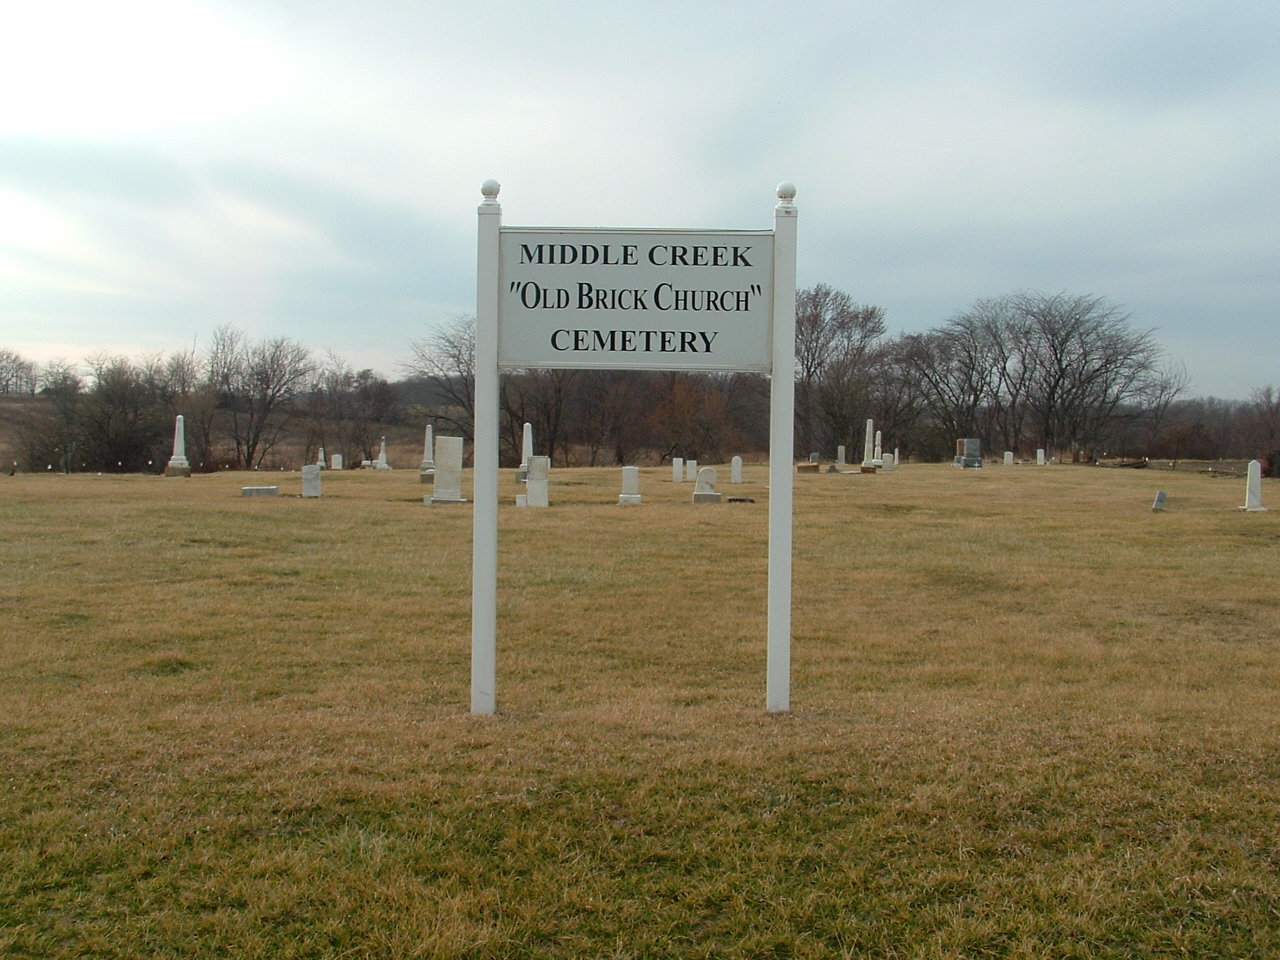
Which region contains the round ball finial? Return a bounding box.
[481,179,501,200]
[776,181,797,202]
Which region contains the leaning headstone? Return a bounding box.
[526,456,550,508]
[672,457,684,483]
[302,464,322,498]
[692,466,721,504]
[731,456,743,484]
[1037,448,1046,466]
[619,466,641,504]
[1004,451,1014,467]
[165,415,191,477]
[241,486,279,497]
[425,436,467,504]
[1152,490,1168,511]
[686,459,698,481]
[1242,460,1268,511]
[419,425,435,483]
[517,422,533,482]
[376,437,392,470]
[331,454,343,471]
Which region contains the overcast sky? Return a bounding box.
[2,0,1276,398]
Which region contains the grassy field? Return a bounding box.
[2,462,1278,958]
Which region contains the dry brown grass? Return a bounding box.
[2,462,1278,957]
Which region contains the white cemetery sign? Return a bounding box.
[471,181,797,715]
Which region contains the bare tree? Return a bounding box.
[403,315,477,442]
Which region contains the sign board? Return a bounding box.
[471,182,797,716]
[498,229,775,372]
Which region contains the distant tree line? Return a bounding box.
[3,290,1278,473]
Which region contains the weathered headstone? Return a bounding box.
[692,466,721,504]
[426,436,467,504]
[731,456,743,484]
[1242,460,1268,511]
[376,437,392,470]
[331,454,343,471]
[1037,448,1046,466]
[880,451,895,472]
[517,422,533,481]
[302,464,322,498]
[241,486,279,497]
[672,457,684,482]
[317,446,326,469]
[686,459,698,481]
[836,445,846,466]
[1004,451,1014,467]
[619,466,641,504]
[873,430,883,466]
[1152,490,1168,511]
[809,452,819,463]
[419,425,435,483]
[861,419,875,471]
[954,438,982,469]
[165,415,191,477]
[526,455,550,508]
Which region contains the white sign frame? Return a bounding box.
[471,182,796,714]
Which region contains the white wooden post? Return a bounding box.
[471,180,502,714]
[767,183,797,713]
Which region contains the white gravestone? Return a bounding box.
[880,451,894,472]
[686,459,698,481]
[517,422,533,482]
[836,445,846,466]
[1242,460,1268,511]
[672,457,684,482]
[861,419,876,471]
[873,430,882,466]
[331,454,343,471]
[526,456,550,508]
[731,456,743,484]
[302,464,321,498]
[426,436,467,504]
[1004,451,1014,467]
[165,415,190,477]
[619,466,642,504]
[692,466,721,504]
[241,486,278,497]
[420,425,435,483]
[376,437,392,470]
[317,446,326,469]
[1037,449,1046,466]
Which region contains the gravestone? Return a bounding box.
[517,422,533,481]
[420,425,435,483]
[302,464,322,498]
[809,452,819,463]
[1037,448,1046,466]
[317,446,326,469]
[731,456,743,484]
[796,461,820,473]
[376,437,392,470]
[873,430,883,466]
[686,459,698,481]
[526,456,550,508]
[241,486,279,497]
[331,454,343,471]
[1242,460,1267,511]
[880,450,895,472]
[861,419,875,471]
[692,466,721,504]
[619,466,642,504]
[165,415,191,477]
[426,436,467,504]
[1004,451,1014,467]
[836,445,846,466]
[1152,490,1168,511]
[954,438,982,469]
[672,457,684,482]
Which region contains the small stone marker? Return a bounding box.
[880,451,895,472]
[302,464,322,498]
[242,486,279,497]
[673,457,684,483]
[809,452,819,463]
[517,422,533,481]
[526,456,550,508]
[1152,490,1168,511]
[165,415,191,477]
[1242,460,1268,511]
[516,494,528,508]
[331,454,343,471]
[836,445,846,466]
[1004,451,1014,467]
[686,459,698,481]
[731,456,743,484]
[619,466,641,504]
[692,466,721,504]
[1037,448,1046,466]
[426,436,467,504]
[420,425,435,483]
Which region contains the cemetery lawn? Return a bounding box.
[2,463,1279,959]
